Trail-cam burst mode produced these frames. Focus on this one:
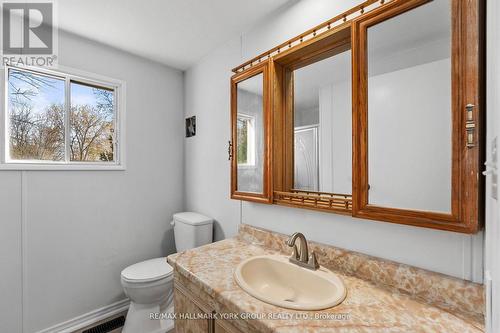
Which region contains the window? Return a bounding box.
[3,66,124,169]
[70,82,115,162]
[236,113,255,167]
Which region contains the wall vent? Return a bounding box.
[81,316,125,333]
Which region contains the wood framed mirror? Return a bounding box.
[230,0,484,233]
[271,23,353,214]
[230,61,272,203]
[352,0,483,233]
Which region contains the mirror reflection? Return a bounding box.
[293,50,352,194]
[236,73,264,194]
[367,0,452,213]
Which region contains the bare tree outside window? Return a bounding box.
[70,82,115,162]
[236,114,255,166]
[7,68,116,163]
[8,69,65,161]
[237,117,248,164]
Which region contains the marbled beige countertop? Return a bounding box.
[168,226,484,333]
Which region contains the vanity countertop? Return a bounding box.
[167,225,484,333]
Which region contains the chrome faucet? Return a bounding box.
[285,232,319,270]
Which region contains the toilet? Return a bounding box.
[120,212,213,333]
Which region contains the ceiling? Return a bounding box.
[54,0,292,70]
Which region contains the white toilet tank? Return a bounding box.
[172,212,213,252]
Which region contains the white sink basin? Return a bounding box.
[234,255,346,310]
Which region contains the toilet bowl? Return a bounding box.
[121,212,213,333]
[121,258,174,333]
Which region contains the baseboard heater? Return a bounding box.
[81,315,125,333]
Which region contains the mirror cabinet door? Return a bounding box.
[230,62,271,203]
[367,0,453,213]
[271,25,353,213]
[353,0,482,232]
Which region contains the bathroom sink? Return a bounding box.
[234,255,346,310]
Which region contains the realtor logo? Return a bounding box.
[3,2,53,54]
[1,1,57,67]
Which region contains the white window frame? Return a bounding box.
[236,113,256,168]
[0,64,126,170]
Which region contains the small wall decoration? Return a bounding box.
[186,116,196,137]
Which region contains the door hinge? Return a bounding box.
[465,104,476,148]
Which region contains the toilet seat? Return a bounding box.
[121,258,173,283]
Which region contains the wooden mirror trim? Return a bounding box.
[271,23,353,214]
[232,0,387,74]
[230,61,273,203]
[352,0,483,233]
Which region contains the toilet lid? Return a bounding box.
[173,212,213,226]
[121,258,173,283]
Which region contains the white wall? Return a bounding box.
[294,107,318,127]
[319,80,352,194]
[184,0,484,282]
[368,59,452,212]
[236,89,264,193]
[184,37,242,241]
[485,0,499,331]
[0,31,184,333]
[0,172,23,333]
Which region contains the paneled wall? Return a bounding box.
[0,31,184,333]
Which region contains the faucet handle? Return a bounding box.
[285,238,300,260]
[308,251,320,270]
[285,232,300,246]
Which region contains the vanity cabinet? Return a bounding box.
[174,284,214,333]
[174,280,245,333]
[229,0,485,234]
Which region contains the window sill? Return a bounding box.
[0,163,126,171]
